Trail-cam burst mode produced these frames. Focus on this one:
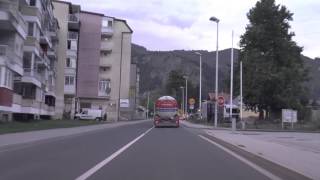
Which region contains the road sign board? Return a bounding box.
[120,99,130,108]
[218,96,224,106]
[189,98,195,105]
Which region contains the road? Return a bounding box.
[0,121,272,180]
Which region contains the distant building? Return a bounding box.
[0,0,59,121]
[76,11,133,121]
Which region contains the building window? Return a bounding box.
[67,40,77,50]
[99,79,111,95]
[66,58,71,68]
[102,20,113,28]
[4,69,13,89]
[29,0,36,6]
[65,76,74,85]
[108,20,113,27]
[28,22,35,36]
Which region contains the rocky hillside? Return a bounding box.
[132,44,320,101]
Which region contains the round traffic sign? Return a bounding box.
[218,96,224,106]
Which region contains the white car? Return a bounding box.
[74,109,106,121]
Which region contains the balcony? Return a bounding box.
[38,49,50,67]
[21,5,41,26]
[40,30,52,48]
[101,41,113,51]
[0,1,27,38]
[13,93,22,106]
[68,13,80,29]
[22,68,43,87]
[101,27,113,37]
[47,48,57,59]
[24,36,41,55]
[64,84,75,95]
[0,45,23,75]
[48,18,59,40]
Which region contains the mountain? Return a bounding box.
[132,44,320,101]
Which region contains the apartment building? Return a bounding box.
[77,11,133,121]
[0,0,59,121]
[52,0,80,119]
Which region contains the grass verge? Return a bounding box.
[0,119,107,135]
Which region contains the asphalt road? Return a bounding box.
[0,121,271,180]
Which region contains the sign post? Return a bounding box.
[282,109,297,129]
[189,98,195,112]
[218,96,224,107]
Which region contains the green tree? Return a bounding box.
[165,70,185,97]
[239,0,309,120]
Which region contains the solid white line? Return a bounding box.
[75,127,154,180]
[198,135,282,180]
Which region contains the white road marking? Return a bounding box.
[75,127,154,180]
[198,135,282,180]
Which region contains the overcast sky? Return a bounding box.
[66,0,320,58]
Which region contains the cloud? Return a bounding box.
[66,0,319,58]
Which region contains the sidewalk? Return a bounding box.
[181,121,320,179]
[0,120,149,149]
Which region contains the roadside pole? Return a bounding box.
[146,92,150,120]
[230,31,236,132]
[240,60,245,130]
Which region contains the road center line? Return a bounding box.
[198,135,282,180]
[75,127,154,180]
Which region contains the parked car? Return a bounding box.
[74,109,106,121]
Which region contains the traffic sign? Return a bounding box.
[189,98,195,105]
[218,96,224,106]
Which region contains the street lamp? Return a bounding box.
[210,16,220,128]
[194,52,202,119]
[180,86,185,115]
[183,75,188,117]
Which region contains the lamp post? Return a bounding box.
[230,31,235,132]
[183,75,188,117]
[210,16,220,128]
[180,86,185,115]
[195,52,202,118]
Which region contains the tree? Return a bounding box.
[165,70,199,111]
[239,0,309,120]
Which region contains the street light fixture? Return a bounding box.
[194,52,202,119]
[210,16,220,128]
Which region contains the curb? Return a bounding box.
[182,121,320,133]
